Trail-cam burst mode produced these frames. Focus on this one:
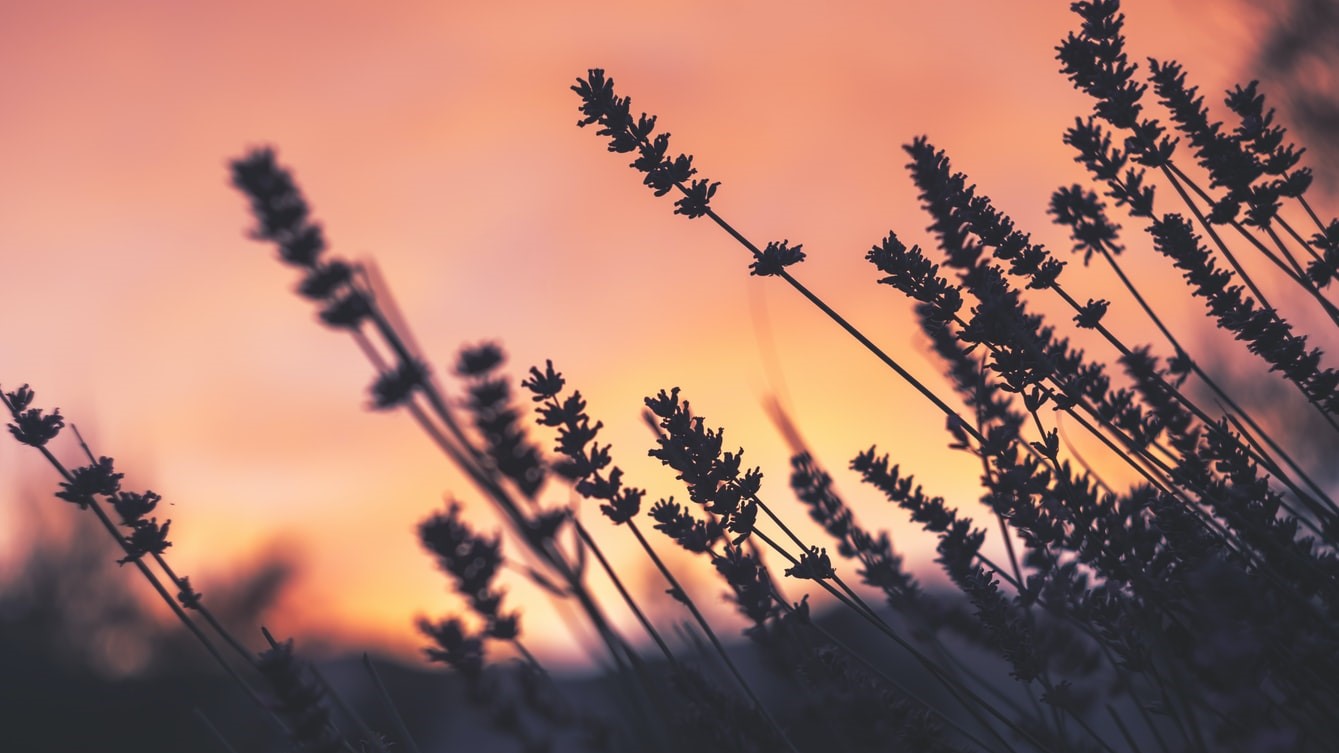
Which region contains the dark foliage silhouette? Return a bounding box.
[6,1,1339,751]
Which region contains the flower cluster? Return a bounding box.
[256,632,342,753]
[852,449,1042,683]
[1148,59,1308,226]
[1057,0,1175,165]
[644,388,761,541]
[456,343,546,500]
[1149,214,1339,415]
[1064,118,1158,219]
[231,149,430,413]
[573,69,809,282]
[1224,81,1309,182]
[907,139,1068,292]
[749,240,807,277]
[419,502,519,641]
[4,386,174,565]
[5,384,64,449]
[572,69,720,220]
[369,358,428,410]
[54,455,123,508]
[416,617,486,681]
[646,498,723,553]
[1309,220,1339,288]
[110,490,173,564]
[643,389,785,628]
[790,452,919,608]
[1049,184,1124,264]
[231,149,367,328]
[521,360,643,524]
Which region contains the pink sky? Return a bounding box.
[0,1,1320,668]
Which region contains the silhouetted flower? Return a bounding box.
[1058,0,1179,176]
[1056,1,1148,130]
[712,545,777,629]
[524,507,568,549]
[526,377,609,482]
[177,577,203,610]
[648,498,723,553]
[1073,298,1109,328]
[111,490,161,526]
[726,498,757,543]
[119,519,172,563]
[369,358,427,410]
[524,361,644,530]
[296,261,353,300]
[576,466,644,524]
[674,178,719,218]
[1149,58,1267,225]
[646,154,697,197]
[456,346,547,498]
[906,138,1070,293]
[456,342,506,377]
[1048,184,1123,263]
[571,68,623,129]
[420,502,512,627]
[791,452,920,607]
[1309,220,1339,288]
[230,148,328,269]
[1149,214,1339,413]
[749,240,806,277]
[4,384,34,412]
[521,360,565,401]
[1064,118,1157,217]
[1224,80,1307,181]
[417,617,486,680]
[573,69,722,221]
[488,613,520,641]
[55,456,123,506]
[646,389,763,538]
[257,631,342,753]
[7,407,64,447]
[784,547,835,581]
[866,232,964,326]
[318,290,371,329]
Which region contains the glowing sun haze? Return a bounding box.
[0,0,1281,666]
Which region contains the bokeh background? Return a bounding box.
[2,0,1336,684]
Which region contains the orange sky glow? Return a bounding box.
[1,1,1328,671]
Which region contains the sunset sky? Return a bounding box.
[0,1,1325,670]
